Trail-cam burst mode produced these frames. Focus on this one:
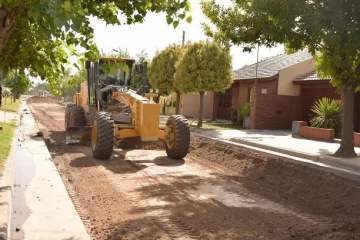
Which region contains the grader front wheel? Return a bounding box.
[164,115,190,160]
[91,112,115,160]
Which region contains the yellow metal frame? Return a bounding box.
[112,92,165,141]
[73,81,167,142]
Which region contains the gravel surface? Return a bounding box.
[26,96,360,240]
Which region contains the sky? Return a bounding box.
[33,0,285,84]
[90,0,285,70]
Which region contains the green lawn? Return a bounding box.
[0,97,21,112]
[0,122,16,173]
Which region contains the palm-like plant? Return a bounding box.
[310,98,342,131]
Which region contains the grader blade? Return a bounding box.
[65,126,92,145]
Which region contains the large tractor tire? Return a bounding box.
[65,104,76,130]
[164,115,190,160]
[69,106,86,127]
[91,111,114,160]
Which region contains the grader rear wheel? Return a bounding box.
[70,106,86,127]
[91,111,114,160]
[65,104,76,130]
[164,115,190,160]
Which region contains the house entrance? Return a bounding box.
[216,88,232,120]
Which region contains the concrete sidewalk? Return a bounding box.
[191,128,360,174]
[9,102,90,240]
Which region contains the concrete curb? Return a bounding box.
[229,137,320,161]
[191,131,360,182]
[0,120,19,240]
[227,136,360,174]
[190,128,319,161]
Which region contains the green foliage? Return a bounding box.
[234,103,251,125]
[0,121,16,173]
[101,48,131,58]
[132,50,150,91]
[0,0,192,92]
[26,82,51,95]
[284,43,298,55]
[0,96,21,112]
[102,61,130,74]
[310,98,342,132]
[148,45,183,93]
[2,70,31,96]
[175,40,233,127]
[2,87,11,97]
[239,103,251,117]
[174,41,233,93]
[57,68,86,98]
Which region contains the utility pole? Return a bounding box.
[182,30,185,46]
[253,44,260,104]
[179,30,185,115]
[254,44,260,88]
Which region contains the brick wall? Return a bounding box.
[253,94,299,129]
[299,84,340,123]
[251,78,299,129]
[230,81,254,111]
[299,126,335,141]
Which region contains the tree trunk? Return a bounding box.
[197,91,205,128]
[0,8,19,54]
[334,84,357,158]
[175,90,181,114]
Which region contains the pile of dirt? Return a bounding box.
[187,135,360,238]
[189,135,266,175]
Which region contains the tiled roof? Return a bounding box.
[233,51,313,80]
[295,70,330,81]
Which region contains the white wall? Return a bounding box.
[278,58,315,96]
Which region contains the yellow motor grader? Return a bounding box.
[65,57,190,160]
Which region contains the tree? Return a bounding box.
[148,45,183,114]
[3,70,31,101]
[202,0,360,157]
[2,87,11,98]
[1,86,11,106]
[101,48,131,58]
[174,41,233,127]
[27,82,51,95]
[57,68,87,100]
[0,1,192,91]
[132,50,150,92]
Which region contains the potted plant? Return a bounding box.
[240,103,251,129]
[231,107,238,124]
[309,97,342,137]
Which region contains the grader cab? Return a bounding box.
[65,58,190,160]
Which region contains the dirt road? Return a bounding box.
[27,96,360,240]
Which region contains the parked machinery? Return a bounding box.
[65,58,190,160]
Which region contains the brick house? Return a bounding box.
[175,50,360,130]
[213,51,314,129]
[213,51,360,131]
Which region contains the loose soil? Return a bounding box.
[26,96,360,240]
